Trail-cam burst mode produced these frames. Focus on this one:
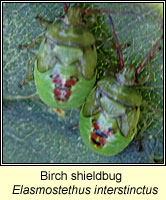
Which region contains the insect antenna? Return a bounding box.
[63,3,68,14]
[135,34,163,83]
[108,15,124,70]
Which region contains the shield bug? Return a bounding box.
[79,14,163,156]
[18,3,98,109]
[18,3,132,110]
[18,3,134,110]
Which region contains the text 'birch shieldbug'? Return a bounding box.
[79,14,163,156]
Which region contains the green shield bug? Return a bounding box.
[18,3,98,109]
[79,14,163,156]
[18,3,132,110]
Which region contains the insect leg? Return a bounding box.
[63,3,68,14]
[136,112,150,152]
[3,93,39,101]
[108,15,124,69]
[18,56,36,88]
[35,14,52,28]
[19,35,44,50]
[69,125,79,131]
[135,129,143,152]
[135,35,163,83]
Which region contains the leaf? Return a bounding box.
[3,3,163,163]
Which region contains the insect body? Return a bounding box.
[19,4,134,110]
[20,4,97,109]
[79,76,141,156]
[35,6,98,109]
[79,15,163,156]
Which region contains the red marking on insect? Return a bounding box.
[65,90,71,98]
[52,77,62,86]
[65,76,78,87]
[91,132,98,140]
[99,137,106,145]
[90,119,116,149]
[51,73,79,103]
[92,121,100,130]
[65,79,76,87]
[54,88,61,96]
